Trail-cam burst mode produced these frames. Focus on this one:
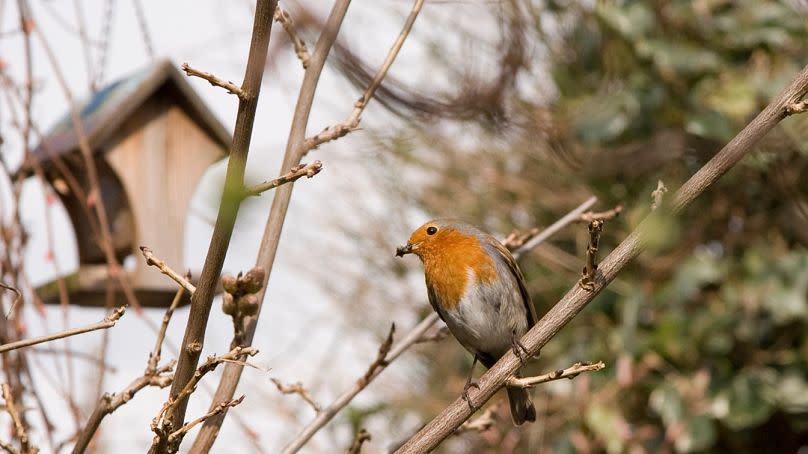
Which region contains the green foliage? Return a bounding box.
[350,0,808,451]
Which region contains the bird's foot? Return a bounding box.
[462,379,479,411]
[511,331,530,364]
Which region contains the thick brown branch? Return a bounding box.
[140,247,196,294]
[271,378,321,413]
[394,62,808,454]
[505,361,605,388]
[181,63,245,99]
[274,7,311,69]
[189,0,352,451]
[0,306,125,354]
[245,161,323,197]
[166,0,277,442]
[301,0,425,155]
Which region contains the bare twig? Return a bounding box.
[505,361,605,388]
[275,6,311,69]
[346,429,371,454]
[2,384,32,453]
[651,180,667,211]
[0,306,125,354]
[166,0,277,439]
[148,285,187,373]
[0,282,21,319]
[152,346,258,453]
[271,378,321,413]
[786,98,808,114]
[578,220,603,291]
[301,0,425,154]
[181,63,245,99]
[72,288,184,454]
[167,396,245,444]
[394,62,808,454]
[245,161,323,197]
[503,196,598,254]
[140,247,196,294]
[279,197,599,454]
[360,323,394,386]
[578,205,622,223]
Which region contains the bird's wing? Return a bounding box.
[490,239,538,327]
[426,283,448,324]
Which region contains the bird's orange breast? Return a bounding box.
[421,231,497,310]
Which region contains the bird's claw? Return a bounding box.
[511,331,530,364]
[462,380,479,411]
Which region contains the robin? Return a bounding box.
[396,220,537,425]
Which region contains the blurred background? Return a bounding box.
[2,0,808,453]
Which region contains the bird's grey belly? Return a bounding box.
[443,281,528,360]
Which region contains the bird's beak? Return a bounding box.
[396,243,414,257]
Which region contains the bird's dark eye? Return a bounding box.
[426,226,438,235]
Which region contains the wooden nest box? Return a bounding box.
[22,60,230,308]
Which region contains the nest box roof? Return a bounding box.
[22,59,231,174]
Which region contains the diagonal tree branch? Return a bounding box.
[394,63,808,453]
[0,306,125,354]
[279,196,599,453]
[163,0,278,446]
[188,1,353,451]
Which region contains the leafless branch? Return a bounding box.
[346,429,371,454]
[360,323,395,386]
[151,346,258,453]
[651,180,668,211]
[167,396,245,444]
[271,378,321,413]
[578,205,623,223]
[245,161,323,197]
[279,197,599,454]
[505,361,605,388]
[300,0,425,154]
[786,98,808,114]
[275,6,311,69]
[0,282,21,319]
[393,62,808,454]
[189,0,352,450]
[166,0,278,440]
[181,63,245,99]
[0,306,125,354]
[140,247,196,294]
[2,384,32,454]
[72,288,185,454]
[578,220,603,291]
[503,197,598,253]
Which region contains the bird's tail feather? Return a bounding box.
[506,384,536,425]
